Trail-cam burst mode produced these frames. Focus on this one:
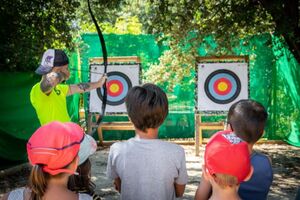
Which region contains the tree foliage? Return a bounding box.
[76,0,142,34]
[87,0,299,89]
[0,0,80,71]
[138,0,275,87]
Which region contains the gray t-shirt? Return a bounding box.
[106,136,188,200]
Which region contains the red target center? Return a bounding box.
[107,80,123,97]
[213,78,232,95]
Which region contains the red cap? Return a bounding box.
[27,121,84,175]
[205,130,251,183]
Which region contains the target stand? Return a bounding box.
[195,55,249,156]
[87,56,141,146]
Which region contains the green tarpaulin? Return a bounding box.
[0,33,299,169]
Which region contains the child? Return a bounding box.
[1,121,93,200]
[68,134,101,200]
[195,99,273,200]
[106,83,189,200]
[203,131,253,200]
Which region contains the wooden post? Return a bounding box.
[97,122,135,146]
[195,113,225,156]
[199,114,203,146]
[195,114,200,156]
[87,113,93,134]
[97,125,104,146]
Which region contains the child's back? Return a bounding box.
[238,151,273,199]
[108,137,187,200]
[195,99,273,200]
[106,83,188,200]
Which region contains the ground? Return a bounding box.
[0,143,299,199]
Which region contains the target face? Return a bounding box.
[89,63,140,113]
[196,62,249,112]
[97,72,132,106]
[204,69,241,104]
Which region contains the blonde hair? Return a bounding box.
[213,173,238,189]
[28,165,49,200]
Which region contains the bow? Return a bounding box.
[87,0,108,132]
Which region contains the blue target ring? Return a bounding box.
[204,69,241,104]
[97,72,132,106]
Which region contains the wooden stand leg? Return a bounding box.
[199,127,203,146]
[195,114,200,156]
[87,113,93,134]
[97,126,104,146]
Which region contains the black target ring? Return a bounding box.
[97,71,132,106]
[204,69,241,104]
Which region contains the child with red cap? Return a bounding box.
[2,121,94,200]
[195,99,273,200]
[202,131,253,200]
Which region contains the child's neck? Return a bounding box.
[209,185,240,200]
[248,143,254,154]
[136,128,158,139]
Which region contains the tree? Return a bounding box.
[88,0,299,88]
[255,0,300,64]
[0,0,80,71]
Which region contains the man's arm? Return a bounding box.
[174,148,189,197]
[40,72,65,95]
[175,183,186,197]
[67,75,107,95]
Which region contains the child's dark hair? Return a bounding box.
[68,159,96,195]
[125,83,168,132]
[227,99,268,143]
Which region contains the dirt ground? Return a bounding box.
[0,143,299,200]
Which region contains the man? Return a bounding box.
[30,49,107,125]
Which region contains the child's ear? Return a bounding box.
[244,165,254,181]
[226,123,233,131]
[202,165,213,181]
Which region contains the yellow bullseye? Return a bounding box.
[109,83,120,93]
[218,82,228,92]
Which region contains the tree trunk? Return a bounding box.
[259,0,300,64]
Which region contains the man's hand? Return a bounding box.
[97,74,108,88]
[40,72,64,94]
[47,72,66,84]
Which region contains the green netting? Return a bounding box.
[1,33,299,166]
[271,35,300,146]
[79,33,299,145]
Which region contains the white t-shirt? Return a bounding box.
[106,136,189,200]
[7,187,92,200]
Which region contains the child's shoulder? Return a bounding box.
[157,140,185,153]
[252,150,272,165]
[110,140,127,151]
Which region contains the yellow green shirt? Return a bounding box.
[30,82,70,125]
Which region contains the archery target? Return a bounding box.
[89,64,140,113]
[97,72,132,106]
[204,69,241,104]
[197,62,248,111]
